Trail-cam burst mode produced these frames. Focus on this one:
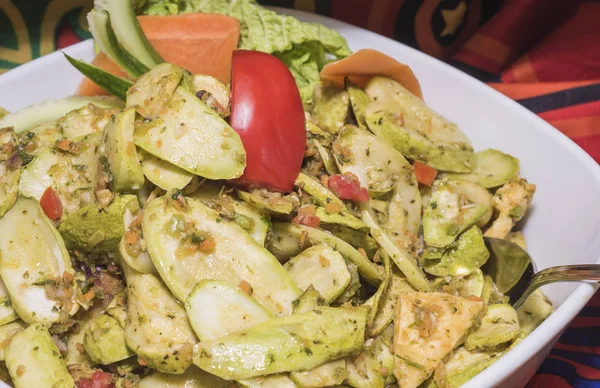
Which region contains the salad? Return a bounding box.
[0,0,553,387]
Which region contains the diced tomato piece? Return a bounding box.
[413,161,438,186]
[77,371,115,388]
[40,186,63,220]
[328,173,369,202]
[293,204,321,227]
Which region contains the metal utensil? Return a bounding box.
[484,237,600,309]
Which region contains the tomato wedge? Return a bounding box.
[413,161,438,186]
[328,173,369,202]
[228,50,306,193]
[40,186,63,220]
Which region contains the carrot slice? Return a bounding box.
[320,49,423,99]
[137,13,240,84]
[77,52,130,96]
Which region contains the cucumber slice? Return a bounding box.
[0,96,122,134]
[126,63,183,119]
[140,150,194,190]
[0,197,78,325]
[142,195,301,315]
[365,76,474,173]
[134,86,246,180]
[104,108,145,192]
[423,180,490,248]
[65,54,132,100]
[272,222,383,286]
[446,149,520,188]
[284,244,352,303]
[93,0,163,69]
[5,324,74,387]
[185,280,272,341]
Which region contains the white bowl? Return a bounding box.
[0,8,599,388]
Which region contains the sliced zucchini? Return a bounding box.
[296,172,366,230]
[0,279,17,326]
[517,289,553,335]
[431,269,485,299]
[0,128,20,218]
[266,222,304,262]
[446,149,520,188]
[5,323,74,388]
[123,263,197,374]
[104,107,145,192]
[311,85,350,134]
[59,194,139,254]
[442,346,504,388]
[140,149,194,190]
[142,195,301,315]
[237,189,295,214]
[321,224,378,259]
[119,206,157,274]
[17,121,62,163]
[134,86,246,179]
[313,138,339,175]
[284,244,352,303]
[0,197,78,325]
[465,304,522,351]
[345,77,370,130]
[57,102,117,139]
[0,320,26,361]
[365,76,474,172]
[185,280,272,341]
[0,96,122,134]
[364,251,391,327]
[193,306,368,380]
[83,314,134,365]
[139,366,232,388]
[423,180,489,248]
[346,324,395,388]
[65,304,106,366]
[19,138,101,217]
[368,274,414,337]
[193,74,230,117]
[361,206,430,292]
[484,176,536,239]
[292,287,326,314]
[271,222,383,286]
[65,54,132,100]
[422,226,489,277]
[238,375,297,388]
[126,63,183,119]
[393,292,485,388]
[291,359,348,388]
[93,0,163,69]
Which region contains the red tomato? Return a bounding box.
[413,161,438,186]
[40,186,63,220]
[77,371,115,388]
[328,173,369,202]
[228,50,306,193]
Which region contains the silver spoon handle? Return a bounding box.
[512,264,600,310]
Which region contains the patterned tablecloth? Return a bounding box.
[0,0,598,386]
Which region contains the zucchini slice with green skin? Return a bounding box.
[465,304,522,351]
[122,263,197,374]
[0,320,26,361]
[5,324,74,388]
[0,96,122,134]
[368,274,414,338]
[321,224,379,258]
[58,194,139,254]
[0,128,20,218]
[292,287,326,314]
[296,172,366,230]
[126,63,183,119]
[271,222,383,286]
[193,306,367,380]
[266,222,304,261]
[517,290,553,335]
[364,251,391,327]
[65,54,132,100]
[446,149,520,188]
[422,180,489,248]
[93,0,164,69]
[0,197,78,325]
[139,367,233,388]
[185,280,272,341]
[140,150,194,190]
[284,244,352,303]
[119,206,157,274]
[17,121,61,162]
[104,107,145,192]
[291,359,348,388]
[311,85,350,134]
[134,86,246,179]
[345,77,371,130]
[83,313,134,365]
[238,375,297,388]
[361,206,430,292]
[365,76,474,173]
[421,226,489,277]
[57,102,117,140]
[19,137,101,217]
[0,279,18,326]
[346,324,395,388]
[142,195,301,315]
[236,189,295,214]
